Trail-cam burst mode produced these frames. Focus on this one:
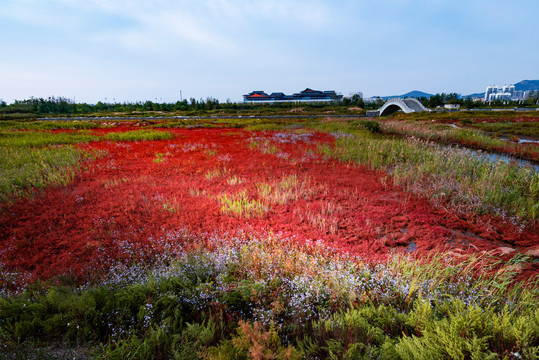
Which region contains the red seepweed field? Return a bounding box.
[1,124,537,288]
[2,120,539,358]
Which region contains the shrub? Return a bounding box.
[204,321,302,360]
[359,120,381,133]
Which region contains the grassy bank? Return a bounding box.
[468,121,539,138]
[380,121,539,163]
[390,111,539,123]
[318,131,538,220]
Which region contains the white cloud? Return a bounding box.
[57,0,334,51]
[2,0,538,102]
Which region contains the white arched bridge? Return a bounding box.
[367,98,430,117]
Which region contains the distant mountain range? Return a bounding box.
[377,91,433,100]
[464,92,485,99]
[514,80,539,91]
[373,80,539,100]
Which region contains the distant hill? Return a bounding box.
[463,92,485,99]
[514,80,539,91]
[463,80,539,98]
[378,90,433,100]
[374,80,538,101]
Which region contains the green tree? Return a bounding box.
[462,97,476,109]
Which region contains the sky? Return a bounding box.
[1,0,538,103]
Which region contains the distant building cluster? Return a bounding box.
[243,88,343,104]
[483,84,531,102]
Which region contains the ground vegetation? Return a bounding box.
[0,115,537,359]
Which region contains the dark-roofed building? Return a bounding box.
[243,88,343,104]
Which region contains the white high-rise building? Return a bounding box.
[484,84,522,101]
[502,85,515,96]
[484,85,498,101]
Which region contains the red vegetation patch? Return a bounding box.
[473,116,539,124]
[425,115,539,124]
[1,127,537,285]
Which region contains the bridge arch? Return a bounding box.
[378,98,430,116]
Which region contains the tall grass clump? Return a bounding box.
[257,174,318,205]
[218,192,268,218]
[0,230,537,359]
[358,119,381,133]
[103,130,174,142]
[319,132,539,220]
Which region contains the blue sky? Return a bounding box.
[1,0,538,103]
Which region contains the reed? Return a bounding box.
[218,192,269,218]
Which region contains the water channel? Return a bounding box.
[477,151,539,172]
[446,123,539,171]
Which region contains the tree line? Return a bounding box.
[1,92,537,116]
[0,96,227,115]
[0,94,383,115]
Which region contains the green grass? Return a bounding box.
[317,131,539,220]
[153,152,165,163]
[0,129,97,147]
[218,191,268,217]
[0,128,171,205]
[380,120,539,161]
[308,118,381,136]
[0,129,173,148]
[469,121,539,138]
[0,146,101,204]
[204,167,229,180]
[151,119,219,129]
[0,120,103,130]
[0,232,537,359]
[391,110,539,122]
[244,121,299,131]
[103,130,174,142]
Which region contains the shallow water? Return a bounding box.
[517,138,539,144]
[478,151,539,172]
[446,144,539,172]
[447,123,538,171]
[449,123,539,143]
